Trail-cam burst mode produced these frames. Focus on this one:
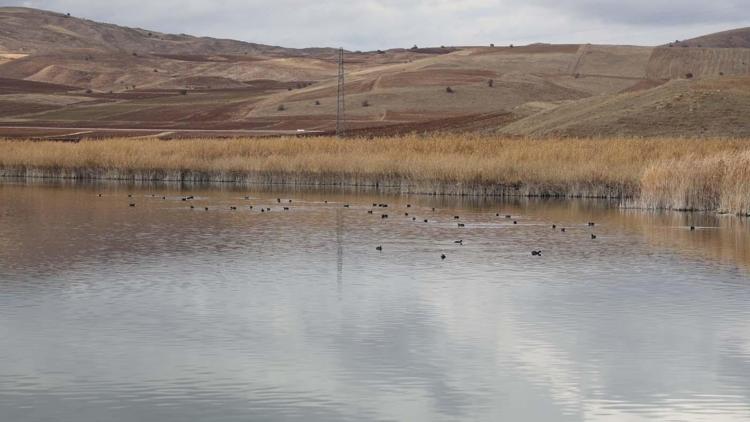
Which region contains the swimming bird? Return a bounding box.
[591,234,597,239]
[690,226,696,231]
[458,223,465,227]
[230,206,237,210]
[129,203,135,207]
[128,194,132,198]
[98,194,102,197]
[266,208,271,211]
[424,219,429,223]
[561,228,566,232]
[162,196,166,200]
[283,207,290,211]
[407,204,412,208]
[441,254,446,260]
[432,208,436,212]
[344,204,350,208]
[531,250,542,256]
[454,240,463,245]
[412,217,417,221]
[288,200,292,203]
[244,196,250,200]
[588,222,595,227]
[186,196,194,200]
[505,215,511,219]
[496,213,500,217]
[552,224,557,229]
[249,206,254,209]
[261,209,265,213]
[454,216,460,219]
[190,205,194,209]
[513,221,518,225]
[373,203,378,207]
[368,210,373,214]
[376,246,383,251]
[324,200,328,204]
[405,212,409,216]
[182,198,187,201]
[205,207,209,211]
[277,198,281,203]
[382,214,389,219]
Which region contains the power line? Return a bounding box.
[336,47,345,137]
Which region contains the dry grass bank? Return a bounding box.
[1,135,749,213]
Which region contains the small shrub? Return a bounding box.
[132,52,138,57]
[685,72,694,79]
[719,72,724,76]
[510,44,514,48]
[277,104,286,111]
[490,43,495,47]
[446,86,454,93]
[488,79,494,87]
[85,89,93,94]
[179,89,188,95]
[411,44,418,50]
[314,100,320,105]
[362,100,370,107]
[153,69,158,72]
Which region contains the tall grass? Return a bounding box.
[1,134,749,213]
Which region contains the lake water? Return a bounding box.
[1,181,749,422]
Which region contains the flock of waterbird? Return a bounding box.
[114,192,603,260]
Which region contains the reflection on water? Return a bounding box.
[1,181,749,422]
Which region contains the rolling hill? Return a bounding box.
[0,7,749,138]
[673,27,750,48]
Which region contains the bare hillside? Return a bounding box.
[673,27,750,48]
[1,7,750,138]
[0,7,331,56]
[499,77,750,138]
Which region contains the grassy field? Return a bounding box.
[1,135,749,214]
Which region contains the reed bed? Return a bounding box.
[1,134,749,213]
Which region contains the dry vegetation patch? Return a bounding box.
[1,135,749,213]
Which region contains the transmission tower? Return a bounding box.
[336,48,345,137]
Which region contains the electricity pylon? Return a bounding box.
[336,48,345,137]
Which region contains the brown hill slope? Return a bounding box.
[0,7,331,56]
[1,7,750,137]
[674,27,750,48]
[498,76,750,138]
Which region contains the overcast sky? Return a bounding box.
[7,0,750,50]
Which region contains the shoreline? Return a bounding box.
[0,166,636,199]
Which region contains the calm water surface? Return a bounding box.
[1,181,749,421]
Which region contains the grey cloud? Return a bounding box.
[6,0,750,50]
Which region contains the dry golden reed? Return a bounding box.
[1,134,749,213]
